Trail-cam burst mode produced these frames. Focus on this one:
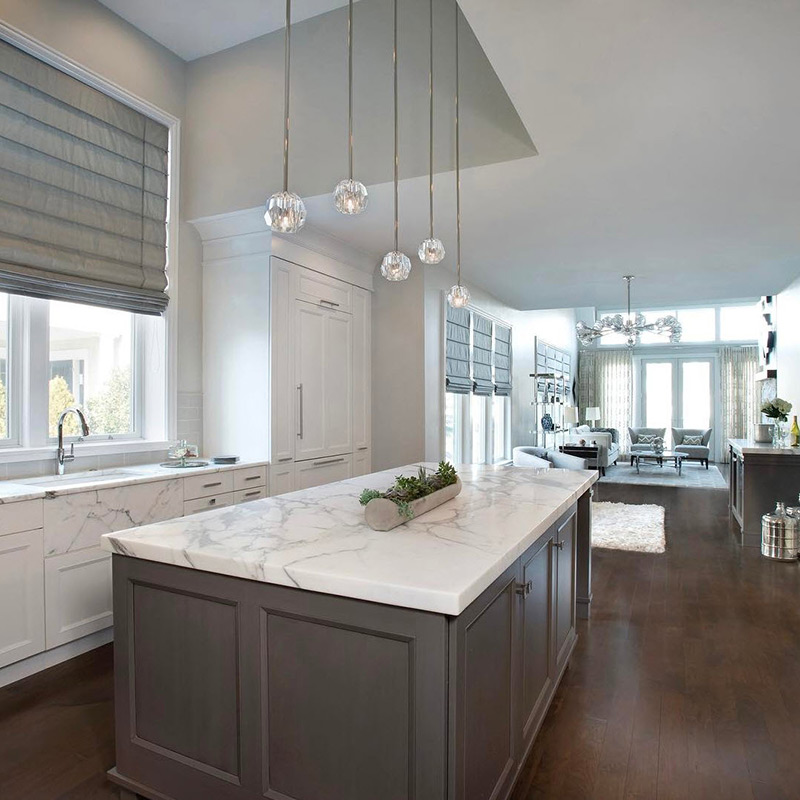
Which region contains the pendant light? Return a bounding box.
[333,0,369,214]
[380,0,412,281]
[418,0,445,264]
[265,0,306,233]
[446,1,469,308]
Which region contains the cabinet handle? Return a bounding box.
[243,475,261,481]
[244,490,262,498]
[278,456,293,462]
[319,299,340,307]
[312,457,346,466]
[515,580,533,597]
[357,446,369,451]
[297,384,304,439]
[554,540,565,551]
[208,498,216,505]
[203,481,222,489]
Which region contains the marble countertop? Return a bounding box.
[102,464,597,615]
[0,459,270,504]
[728,439,800,456]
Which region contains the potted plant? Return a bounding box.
[359,462,462,531]
[761,398,793,447]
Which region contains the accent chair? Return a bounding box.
[628,427,668,462]
[672,427,712,468]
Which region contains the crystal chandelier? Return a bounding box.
[418,0,445,264]
[265,0,306,233]
[576,276,682,348]
[333,0,368,215]
[381,0,412,281]
[446,2,469,308]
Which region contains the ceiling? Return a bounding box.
[97,0,353,60]
[100,0,800,310]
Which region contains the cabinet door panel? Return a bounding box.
[0,529,44,668]
[352,449,371,477]
[270,257,294,463]
[294,456,352,491]
[269,464,295,496]
[555,509,577,671]
[519,534,553,749]
[323,310,353,455]
[352,287,371,452]
[294,301,327,460]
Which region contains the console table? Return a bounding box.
[560,445,602,474]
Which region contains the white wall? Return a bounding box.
[776,275,800,412]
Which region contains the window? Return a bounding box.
[0,293,8,440]
[48,301,135,438]
[676,307,715,342]
[720,304,760,342]
[492,396,510,464]
[471,395,487,464]
[446,392,511,465]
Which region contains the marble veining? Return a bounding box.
[102,465,597,615]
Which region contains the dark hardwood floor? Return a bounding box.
[2,475,799,800]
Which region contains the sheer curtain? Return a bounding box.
[720,345,758,462]
[578,349,634,454]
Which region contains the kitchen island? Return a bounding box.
[102,464,596,800]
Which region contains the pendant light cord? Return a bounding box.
[393,0,399,252]
[428,0,435,240]
[347,0,354,180]
[454,0,461,285]
[282,0,291,193]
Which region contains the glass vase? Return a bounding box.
[772,421,787,448]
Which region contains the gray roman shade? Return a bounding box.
[494,324,512,396]
[0,40,170,315]
[472,313,494,396]
[445,304,471,394]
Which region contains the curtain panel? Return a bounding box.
[0,40,170,315]
[494,325,512,397]
[471,313,494,396]
[579,348,634,453]
[445,305,471,394]
[720,345,759,462]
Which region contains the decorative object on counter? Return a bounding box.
[212,456,241,465]
[753,423,774,443]
[418,0,445,264]
[265,0,307,233]
[333,0,368,215]
[761,502,799,561]
[761,397,792,446]
[576,276,682,348]
[361,462,461,531]
[446,1,470,308]
[791,416,800,447]
[162,440,208,468]
[380,0,412,281]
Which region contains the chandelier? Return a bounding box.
[576,276,681,348]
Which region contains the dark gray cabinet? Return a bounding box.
[109,500,586,800]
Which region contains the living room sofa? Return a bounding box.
[512,446,589,471]
[672,427,712,468]
[562,425,620,471]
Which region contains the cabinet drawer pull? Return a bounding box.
[357,446,369,451]
[319,299,340,307]
[244,490,262,498]
[297,384,304,439]
[203,481,222,489]
[312,457,346,466]
[278,456,293,462]
[515,580,533,597]
[243,475,261,481]
[208,498,216,506]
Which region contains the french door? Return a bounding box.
[640,357,714,448]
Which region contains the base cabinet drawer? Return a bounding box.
[0,529,45,668]
[183,492,234,516]
[183,471,234,501]
[233,466,268,491]
[352,449,371,477]
[270,463,295,496]
[234,487,266,504]
[294,455,352,491]
[44,547,112,648]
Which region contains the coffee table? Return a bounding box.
[632,450,687,476]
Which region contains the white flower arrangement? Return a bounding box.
[761,398,793,422]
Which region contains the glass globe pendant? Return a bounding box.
[333,178,368,215]
[418,0,445,264]
[381,0,411,281]
[332,0,368,215]
[381,250,412,281]
[447,283,470,308]
[265,0,306,234]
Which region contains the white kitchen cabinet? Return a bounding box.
[294,455,352,491]
[352,286,371,453]
[233,465,268,490]
[352,449,371,477]
[294,299,353,461]
[0,529,45,668]
[44,547,112,648]
[184,493,234,516]
[271,257,295,464]
[295,266,353,314]
[234,487,267,504]
[183,470,234,500]
[269,463,295,496]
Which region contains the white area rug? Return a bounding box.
[593,502,666,553]
[600,462,727,489]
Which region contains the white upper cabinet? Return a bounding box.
[295,268,353,314]
[294,299,353,461]
[270,257,295,465]
[352,286,372,454]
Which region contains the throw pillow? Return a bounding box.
[683,435,703,445]
[638,434,657,445]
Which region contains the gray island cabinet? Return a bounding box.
[102,465,596,800]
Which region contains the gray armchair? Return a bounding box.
[672,428,712,468]
[628,427,667,462]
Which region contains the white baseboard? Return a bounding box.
[0,628,113,689]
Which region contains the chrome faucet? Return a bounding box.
[57,407,90,475]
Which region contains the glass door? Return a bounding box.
[641,357,714,448]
